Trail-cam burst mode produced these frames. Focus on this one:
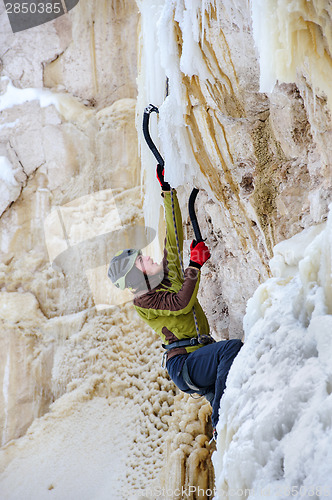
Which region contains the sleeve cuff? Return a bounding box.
[189,260,202,270]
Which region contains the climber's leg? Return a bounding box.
[184,339,243,428]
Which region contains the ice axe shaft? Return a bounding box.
[142,104,164,167]
[188,188,203,244]
[143,105,203,244]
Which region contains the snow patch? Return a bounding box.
[0,156,21,216]
[0,76,60,112]
[0,397,136,499]
[0,156,18,186]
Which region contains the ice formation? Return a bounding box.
[214,211,332,498]
[1,352,10,447]
[251,0,332,113]
[1,0,332,498]
[0,303,214,499]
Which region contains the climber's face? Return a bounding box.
[135,254,163,275]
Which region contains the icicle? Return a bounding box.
[2,351,10,446]
[201,0,206,45]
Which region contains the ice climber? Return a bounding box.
[108,166,243,440]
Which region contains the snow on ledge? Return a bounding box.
[0,156,21,216]
[0,76,60,112]
[0,76,93,125]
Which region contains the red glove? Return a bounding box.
[189,241,211,268]
[156,164,170,191]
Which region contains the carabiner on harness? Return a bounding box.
[161,351,168,369]
[161,337,199,370]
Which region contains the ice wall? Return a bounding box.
[137,0,332,341]
[136,0,332,497]
[0,0,214,495]
[251,0,332,172]
[0,304,177,498]
[0,0,142,451]
[213,211,332,498]
[1,0,332,498]
[252,0,332,109]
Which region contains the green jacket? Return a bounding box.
[133,190,209,359]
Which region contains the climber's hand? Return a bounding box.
[156,164,170,191]
[189,241,211,268]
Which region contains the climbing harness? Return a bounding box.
[161,337,200,369]
[162,337,200,350]
[142,104,215,365]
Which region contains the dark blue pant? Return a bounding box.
[183,339,243,428]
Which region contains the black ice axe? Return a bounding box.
[143,104,164,167]
[143,104,203,243]
[188,188,203,244]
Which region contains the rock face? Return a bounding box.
[137,0,332,341]
[0,0,332,497]
[0,0,141,445]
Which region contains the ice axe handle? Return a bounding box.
[142,104,164,167]
[188,188,204,244]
